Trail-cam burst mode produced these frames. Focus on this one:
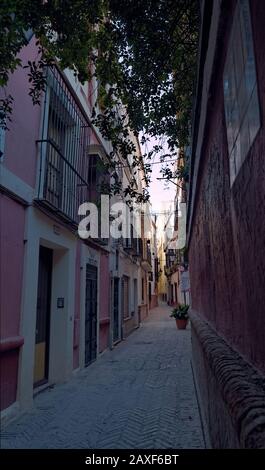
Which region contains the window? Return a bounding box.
[223,0,260,186]
[38,67,91,222]
[0,128,5,160]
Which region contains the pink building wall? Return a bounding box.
[0,41,42,411]
[187,1,265,448]
[0,40,111,412]
[189,0,265,373]
[99,252,110,353]
[2,41,42,187]
[0,195,25,410]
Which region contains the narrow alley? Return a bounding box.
[1,305,204,449]
[1,1,265,454]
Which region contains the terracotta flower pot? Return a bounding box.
[175,319,188,330]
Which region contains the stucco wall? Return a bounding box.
[0,195,25,410]
[1,41,42,188]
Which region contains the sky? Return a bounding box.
[140,136,176,244]
[148,156,175,212]
[140,135,176,212]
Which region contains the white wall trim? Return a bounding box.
[0,165,34,204]
[17,206,76,410]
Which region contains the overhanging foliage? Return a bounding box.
[0,0,200,201]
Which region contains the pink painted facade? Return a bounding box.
[0,195,25,410]
[0,40,111,414]
[99,252,110,353]
[2,42,42,188]
[1,34,153,418]
[0,42,41,412]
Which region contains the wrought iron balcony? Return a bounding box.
[36,139,90,224]
[123,224,140,255]
[146,244,152,266]
[141,240,152,271]
[123,236,139,254]
[35,66,92,225]
[35,66,109,247]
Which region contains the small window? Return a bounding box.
[223,0,260,186]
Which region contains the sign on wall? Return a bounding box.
[180,270,190,292]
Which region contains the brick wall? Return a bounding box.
[190,310,265,448]
[189,0,265,374]
[188,1,265,447]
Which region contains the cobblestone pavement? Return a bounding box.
[1,304,205,449]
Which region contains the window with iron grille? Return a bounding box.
[37,67,91,223]
[123,223,139,253]
[223,0,260,186]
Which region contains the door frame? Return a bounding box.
[33,245,53,388]
[84,263,98,366]
[112,277,120,343]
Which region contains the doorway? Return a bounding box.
[122,276,129,319]
[133,279,138,326]
[85,264,98,366]
[148,281,152,305]
[34,246,53,387]
[113,277,120,342]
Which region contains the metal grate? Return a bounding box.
[36,66,91,224]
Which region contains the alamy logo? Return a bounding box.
[77,196,186,248]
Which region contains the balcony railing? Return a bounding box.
[123,224,140,255]
[123,236,139,254]
[146,244,152,266]
[37,139,90,223]
[140,239,152,271]
[35,67,92,225]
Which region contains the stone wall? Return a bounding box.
[190,310,265,448]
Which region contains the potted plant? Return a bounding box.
[170,304,189,330]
